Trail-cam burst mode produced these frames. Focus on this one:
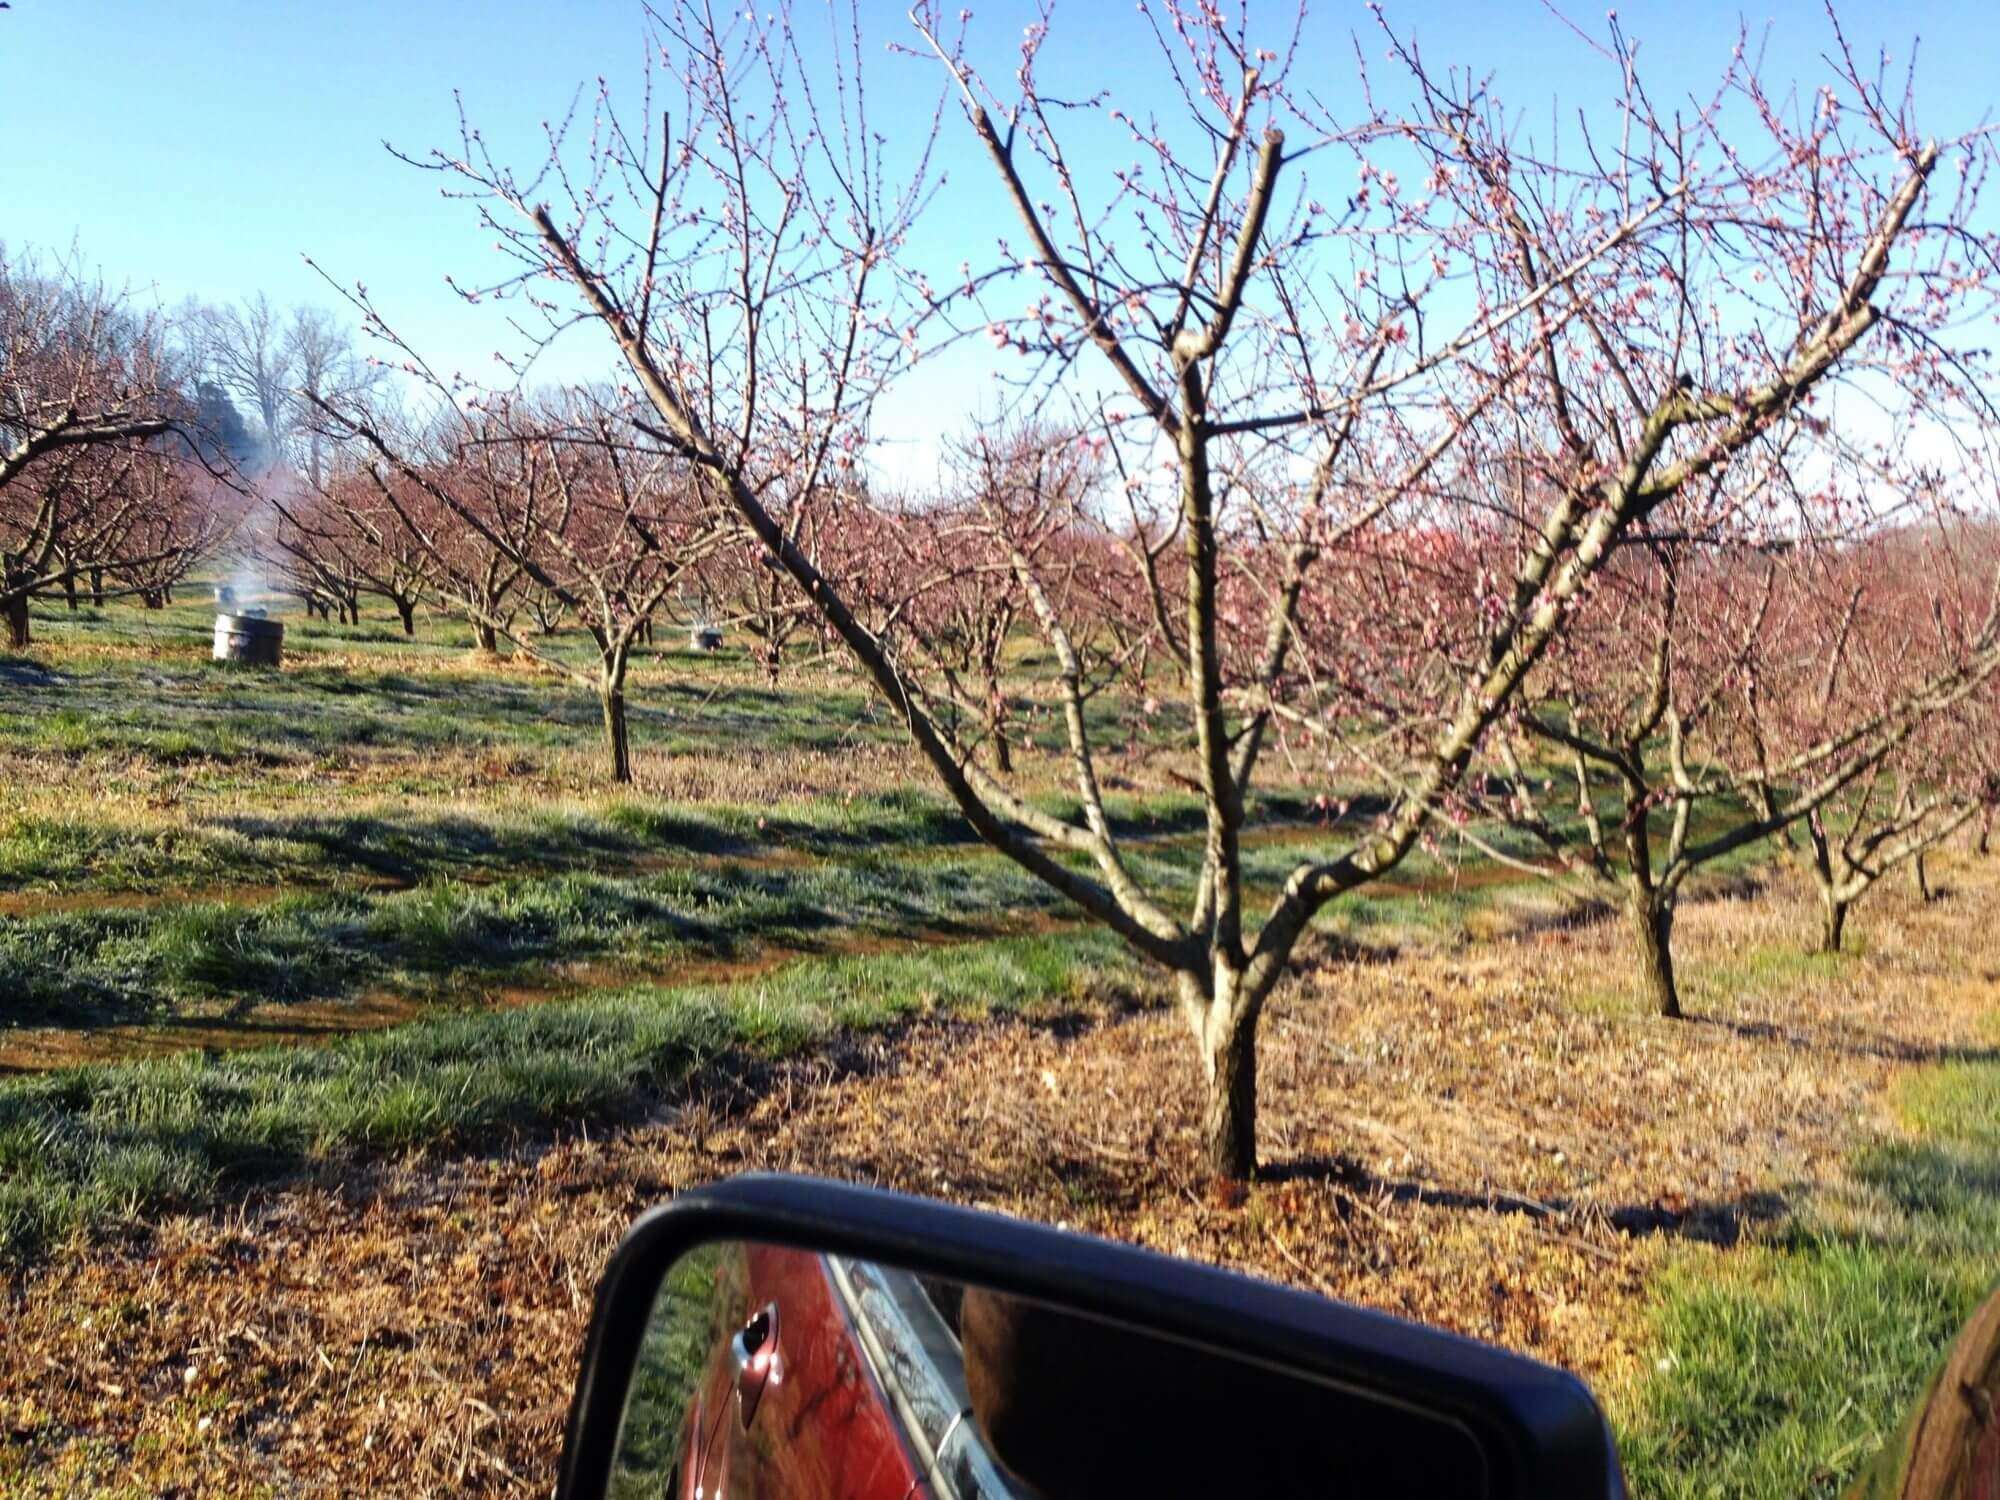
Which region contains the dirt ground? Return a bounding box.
[4,857,1994,1497]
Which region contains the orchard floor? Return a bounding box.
[5,850,1996,1497]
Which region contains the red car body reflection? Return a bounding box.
[680,1245,932,1500]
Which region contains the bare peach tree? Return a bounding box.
[263,482,371,624]
[308,383,731,782]
[392,0,1990,1176]
[269,460,432,634]
[390,416,537,656]
[106,457,239,610]
[1447,15,2000,1014]
[1756,527,2000,951]
[1475,519,2000,1007]
[1,251,188,644]
[869,428,1099,777]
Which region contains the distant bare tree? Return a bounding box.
[186,296,380,479]
[1759,532,2000,952]
[109,459,239,609]
[270,468,431,634]
[184,294,290,464]
[311,386,731,781]
[1,250,187,644]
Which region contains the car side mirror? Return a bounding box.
[556,1173,1625,1499]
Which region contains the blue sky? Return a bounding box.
[4,1,1993,473]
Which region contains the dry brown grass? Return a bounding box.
[3,855,1995,1497]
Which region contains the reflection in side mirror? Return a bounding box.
[729,1302,780,1430]
[561,1175,1626,1500]
[618,1242,1500,1497]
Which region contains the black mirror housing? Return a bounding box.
[557,1173,1625,1499]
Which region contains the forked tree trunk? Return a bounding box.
[473,619,500,654]
[1820,896,1851,955]
[3,593,28,649]
[600,684,633,784]
[1628,891,1681,1018]
[141,591,163,610]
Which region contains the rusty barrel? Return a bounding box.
[212,612,283,667]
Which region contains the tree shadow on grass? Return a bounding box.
[1506,896,1617,941]
[1295,929,1406,968]
[1264,1154,1792,1247]
[0,877,753,1034]
[210,810,658,885]
[1689,1013,2000,1067]
[1849,1139,2000,1234]
[0,657,65,689]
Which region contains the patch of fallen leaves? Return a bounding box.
[4,859,1998,1496]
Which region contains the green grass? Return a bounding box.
[0,591,1177,782]
[1616,1052,2000,1497]
[0,785,1305,898]
[0,593,927,806]
[0,852,1088,1029]
[0,927,1133,1263]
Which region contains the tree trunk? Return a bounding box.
[162,585,173,605]
[601,685,633,784]
[142,591,163,610]
[1848,1278,2000,1498]
[1628,893,1682,1018]
[1193,972,1258,1181]
[397,598,416,636]
[89,568,104,608]
[472,620,500,654]
[1820,896,1851,955]
[4,593,28,649]
[1913,849,1934,903]
[985,664,1012,773]
[61,574,77,611]
[1978,808,1992,858]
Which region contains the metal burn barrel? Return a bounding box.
[212,612,283,667]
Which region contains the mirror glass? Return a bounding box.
[607,1240,1490,1499]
